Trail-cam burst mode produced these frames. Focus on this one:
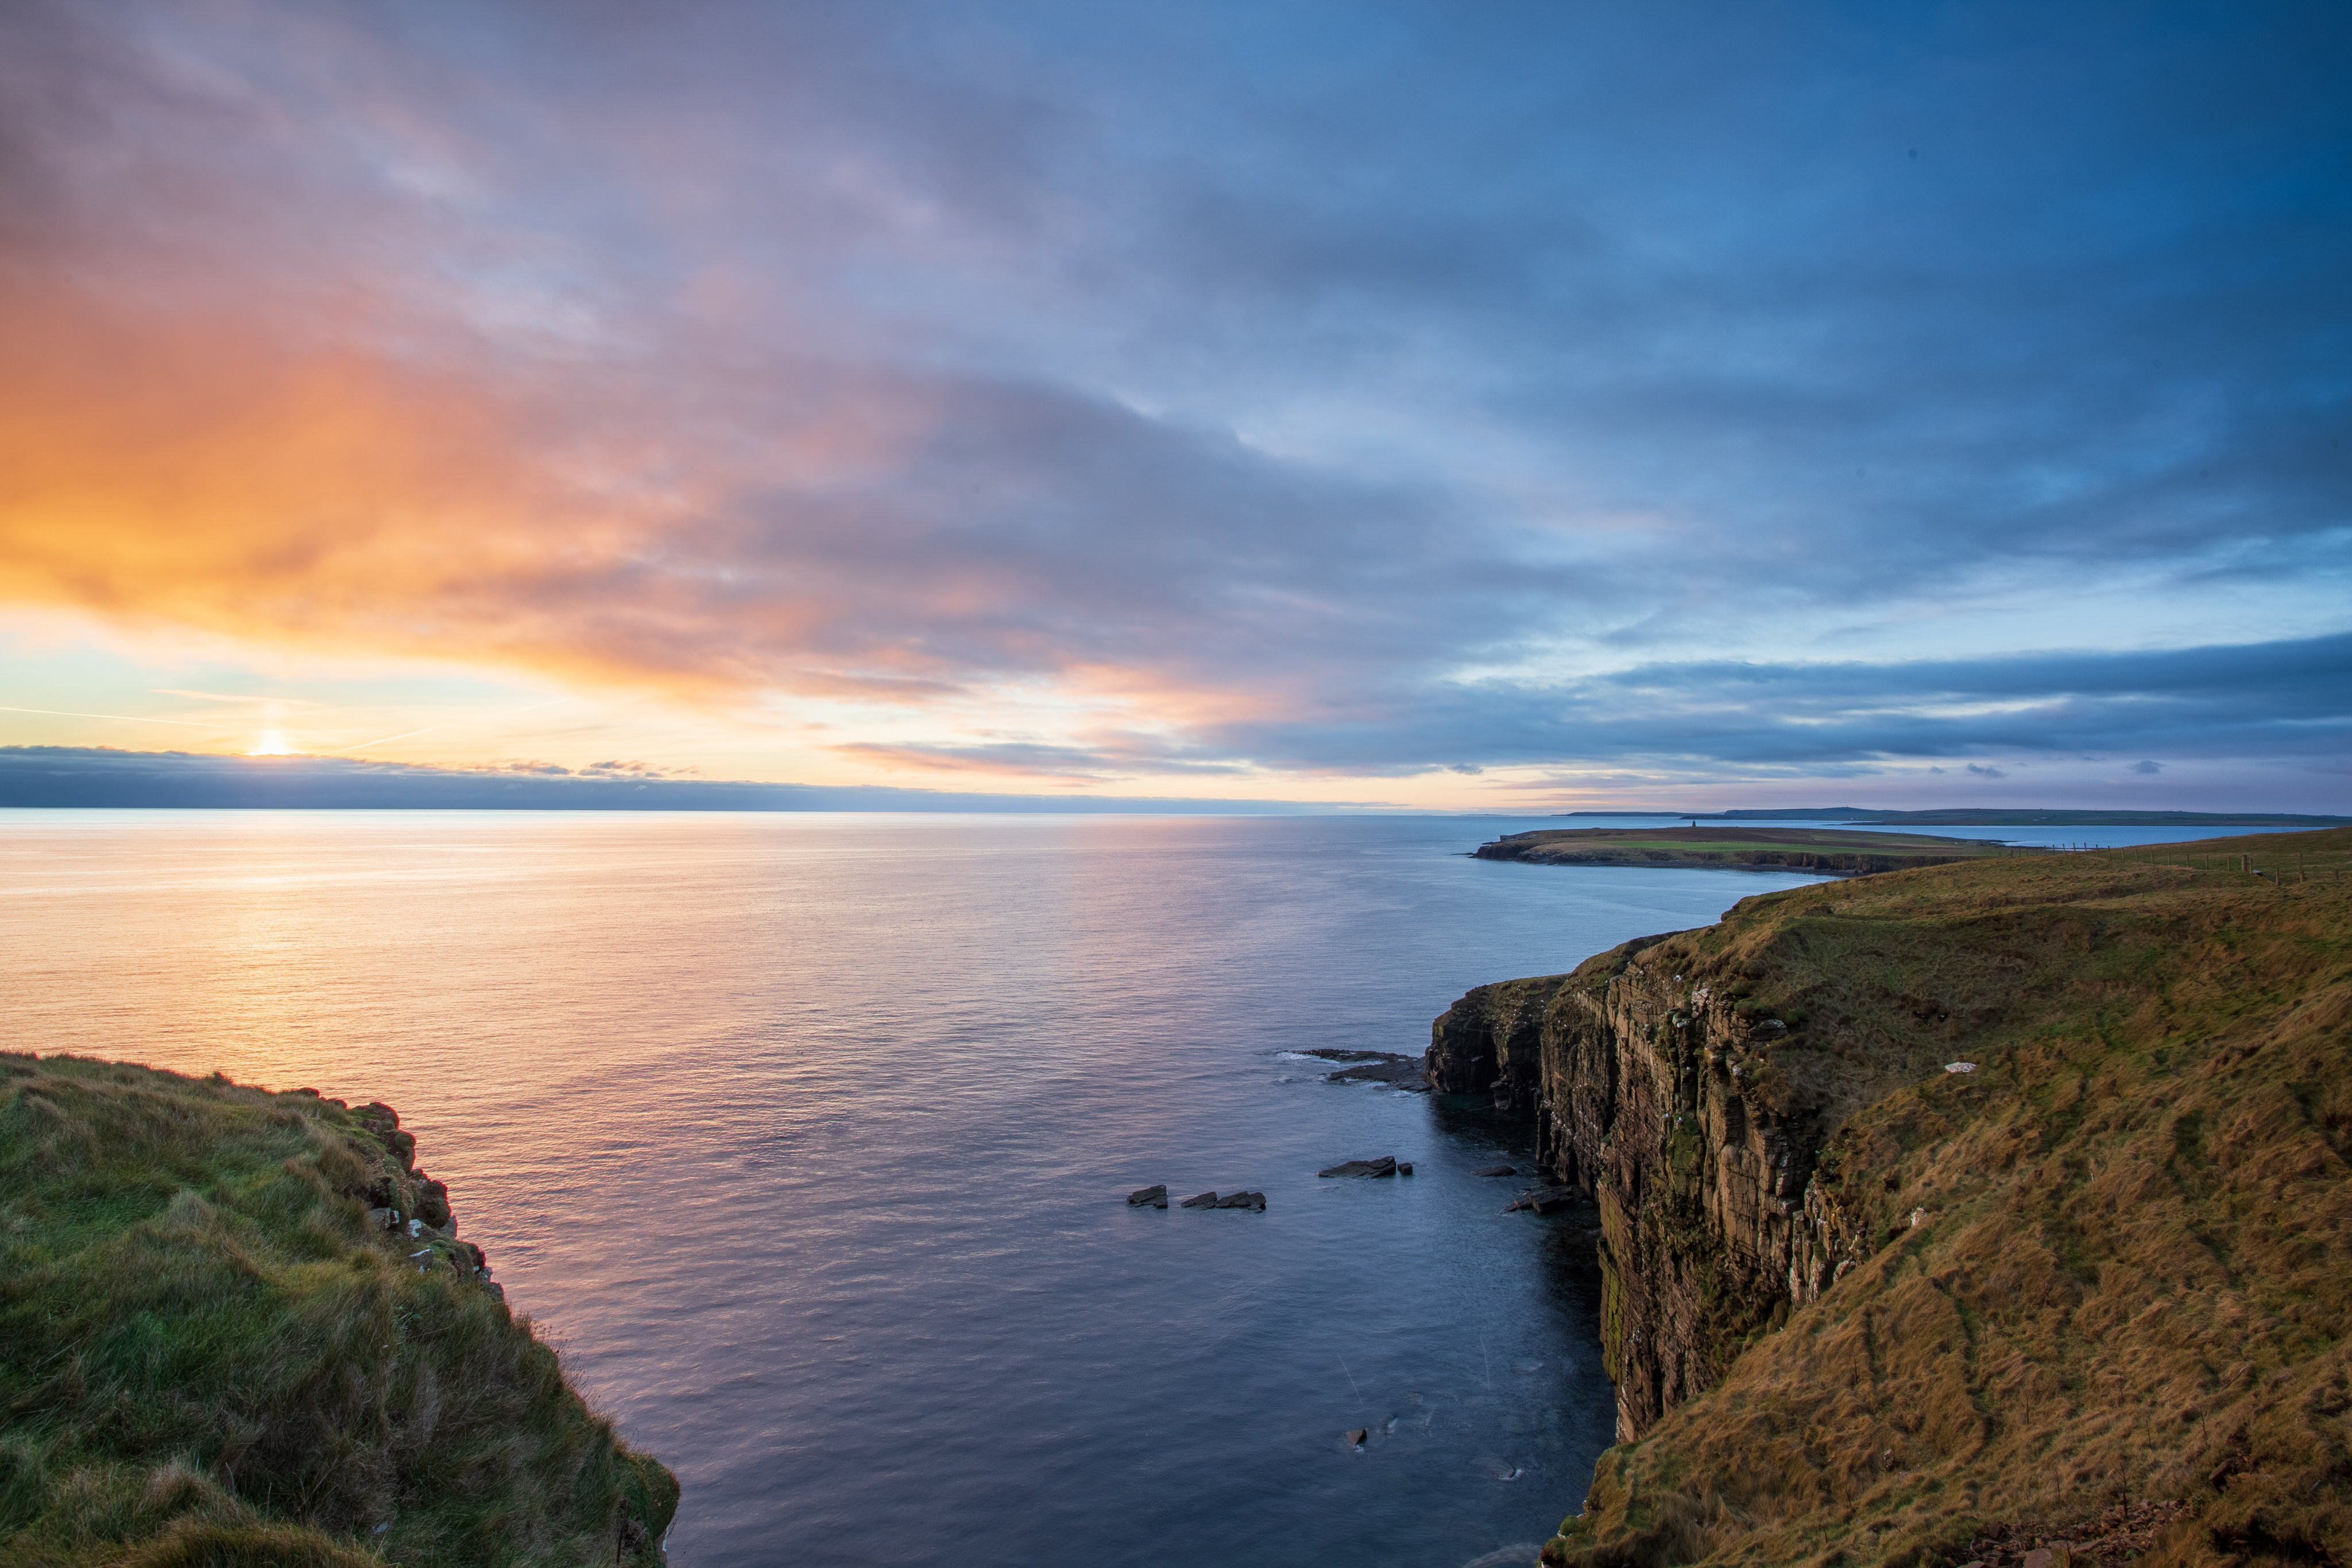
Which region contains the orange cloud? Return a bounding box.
[0,274,968,707]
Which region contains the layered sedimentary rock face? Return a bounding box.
[1428,831,2352,1567]
[1430,939,1871,1442]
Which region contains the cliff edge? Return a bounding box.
[0,1055,679,1567]
[1431,829,2352,1566]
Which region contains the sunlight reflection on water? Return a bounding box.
[3,810,1836,1567]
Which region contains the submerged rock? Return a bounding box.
[1324,1056,1430,1090]
[1505,1186,1581,1215]
[1127,1184,1169,1209]
[1474,1164,1517,1178]
[1318,1156,1398,1178]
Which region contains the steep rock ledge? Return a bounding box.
[1428,830,2352,1566]
[1430,931,1877,1442]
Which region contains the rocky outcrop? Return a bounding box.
[338,1097,500,1291]
[1317,1155,1398,1178]
[1426,971,1566,1119]
[1426,830,2352,1567]
[1427,936,1883,1441]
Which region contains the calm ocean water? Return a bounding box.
[0,811,2258,1566]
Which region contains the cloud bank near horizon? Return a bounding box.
[0,747,1338,814]
[0,2,2347,800]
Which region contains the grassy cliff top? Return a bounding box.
[0,1056,678,1567]
[1547,827,2352,1566]
[1477,825,2031,874]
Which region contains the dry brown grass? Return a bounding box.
[1546,829,2352,1567]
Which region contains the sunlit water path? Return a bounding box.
[0,812,2255,1566]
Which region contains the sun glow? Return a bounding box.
[249,730,292,756]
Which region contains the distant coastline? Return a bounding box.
[1554,806,2349,827]
[0,745,1326,814]
[1475,825,2033,876]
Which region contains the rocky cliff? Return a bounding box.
[1430,830,2352,1566]
[1430,930,1882,1444]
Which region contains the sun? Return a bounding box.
[248,730,292,756]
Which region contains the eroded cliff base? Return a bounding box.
[1432,829,2352,1567]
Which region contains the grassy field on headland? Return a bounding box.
[1476,825,2037,876]
[1522,826,2352,1566]
[0,1058,677,1567]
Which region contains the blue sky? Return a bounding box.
[1,1,2346,807]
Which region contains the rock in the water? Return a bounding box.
[1325,1057,1430,1089]
[1179,1191,1220,1209]
[1396,1162,1413,1175]
[1214,1190,1267,1211]
[1317,1156,1398,1178]
[1345,1428,1369,1447]
[1127,1184,1169,1208]
[1474,1164,1516,1178]
[1505,1186,1580,1215]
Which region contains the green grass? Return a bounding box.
[0,1056,678,1567]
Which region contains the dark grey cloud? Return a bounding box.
[1187,632,2352,775]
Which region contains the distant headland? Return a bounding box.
[1477,825,2034,876]
[1558,807,2349,827]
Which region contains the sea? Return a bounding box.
[0,811,2277,1567]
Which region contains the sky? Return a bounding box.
[1,1,2347,810]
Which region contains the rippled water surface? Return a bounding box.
[1,811,1846,1566]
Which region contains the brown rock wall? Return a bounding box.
[1429,942,1868,1441]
